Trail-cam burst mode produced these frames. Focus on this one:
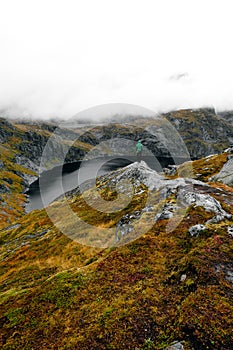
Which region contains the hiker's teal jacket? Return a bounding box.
[136,141,143,152]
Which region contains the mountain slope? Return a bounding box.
[0,154,233,349]
[0,111,233,349]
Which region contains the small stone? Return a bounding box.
[180,274,187,282]
[227,226,233,238]
[225,270,233,284]
[188,224,206,237]
[163,165,177,176]
[166,341,184,350]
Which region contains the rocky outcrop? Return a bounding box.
[178,188,231,223]
[211,157,233,186]
[86,161,232,241]
[100,161,164,191]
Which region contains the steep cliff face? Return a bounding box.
[81,122,178,159]
[0,119,92,227]
[217,110,233,125]
[64,119,194,165]
[70,108,233,160]
[14,124,90,167]
[163,108,233,158]
[0,119,93,175]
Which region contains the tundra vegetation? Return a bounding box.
[0,111,233,349]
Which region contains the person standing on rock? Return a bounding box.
[136,140,143,162]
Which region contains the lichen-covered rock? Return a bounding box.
[178,188,231,222]
[100,160,165,191]
[163,164,177,176]
[91,162,232,239]
[154,202,176,221]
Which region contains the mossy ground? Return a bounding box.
[0,213,232,349]
[1,153,233,349]
[177,153,229,182]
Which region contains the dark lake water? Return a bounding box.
[26,156,182,211]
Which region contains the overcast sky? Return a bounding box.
[0,0,233,119]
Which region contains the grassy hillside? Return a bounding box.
[0,153,233,349]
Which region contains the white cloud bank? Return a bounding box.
[0,0,233,119]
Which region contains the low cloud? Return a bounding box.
[0,0,233,120]
[169,73,189,81]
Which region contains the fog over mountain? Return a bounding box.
[1,0,233,119]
